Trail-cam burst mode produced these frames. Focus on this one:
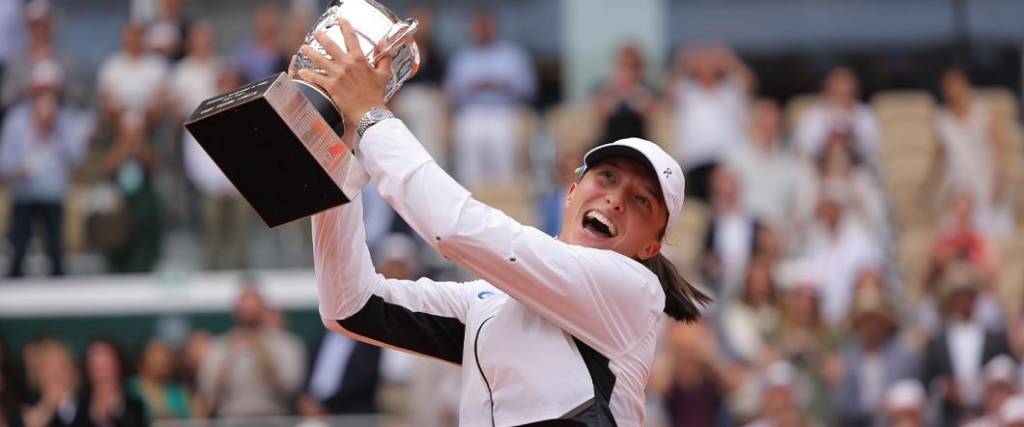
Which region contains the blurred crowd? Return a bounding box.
[2,0,1024,427]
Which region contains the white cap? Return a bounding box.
[885,379,925,411]
[1002,394,1024,423]
[762,361,797,388]
[984,354,1018,388]
[776,258,823,294]
[583,138,685,239]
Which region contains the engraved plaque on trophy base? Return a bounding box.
[184,72,367,228]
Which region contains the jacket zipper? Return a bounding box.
[474,315,496,427]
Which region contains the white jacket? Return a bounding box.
[312,119,666,426]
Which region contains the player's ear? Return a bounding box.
[565,182,577,206]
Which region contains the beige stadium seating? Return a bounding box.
[784,94,819,132]
[544,103,599,154]
[648,106,676,150]
[976,87,1024,221]
[516,106,540,171]
[473,179,537,228]
[664,199,710,279]
[871,90,938,228]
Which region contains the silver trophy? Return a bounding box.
[292,0,420,116]
[185,0,420,227]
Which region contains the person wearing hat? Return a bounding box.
[0,59,91,278]
[923,261,1010,426]
[1000,394,1024,427]
[962,355,1019,427]
[882,379,928,427]
[301,21,708,426]
[833,284,917,427]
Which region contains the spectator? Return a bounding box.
[81,339,147,427]
[668,45,753,202]
[128,338,198,420]
[0,62,91,278]
[390,6,448,168]
[651,321,733,427]
[812,134,888,244]
[444,9,536,189]
[0,0,24,107]
[833,285,917,427]
[963,355,1018,427]
[234,3,284,83]
[179,331,211,397]
[719,257,781,364]
[198,282,306,417]
[702,167,756,302]
[537,144,582,236]
[803,186,881,326]
[1002,394,1024,427]
[298,233,420,417]
[0,0,23,114]
[882,379,927,427]
[923,261,1011,426]
[794,66,881,164]
[916,192,1004,337]
[101,111,161,273]
[929,68,1014,236]
[2,0,86,109]
[183,67,252,270]
[145,0,191,62]
[97,21,168,124]
[744,361,815,427]
[774,260,838,424]
[725,99,816,232]
[0,336,25,427]
[18,339,85,427]
[168,21,222,122]
[592,42,655,145]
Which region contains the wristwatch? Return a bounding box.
[356,107,395,137]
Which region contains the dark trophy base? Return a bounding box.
[184,73,365,228]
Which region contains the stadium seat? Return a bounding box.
[473,178,537,228]
[544,103,599,153]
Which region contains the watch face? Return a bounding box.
[370,109,390,120]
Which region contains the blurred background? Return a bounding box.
[0,0,1023,426]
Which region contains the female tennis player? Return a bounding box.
[300,20,709,427]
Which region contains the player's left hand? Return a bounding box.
[297,18,391,125]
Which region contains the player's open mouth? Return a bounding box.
[582,210,617,238]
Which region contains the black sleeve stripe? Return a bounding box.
[337,294,466,364]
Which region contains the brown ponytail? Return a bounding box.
[639,254,711,322]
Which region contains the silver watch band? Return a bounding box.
[357,108,395,137]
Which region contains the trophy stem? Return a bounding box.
[293,79,346,138]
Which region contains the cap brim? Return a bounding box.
[584,144,659,181]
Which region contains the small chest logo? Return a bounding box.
[663,168,673,178]
[477,291,495,300]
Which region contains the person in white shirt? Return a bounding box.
[928,68,1014,236]
[794,66,881,166]
[802,186,881,326]
[295,22,709,426]
[97,21,168,123]
[168,21,222,121]
[444,10,536,189]
[724,99,816,233]
[182,67,251,270]
[667,45,753,202]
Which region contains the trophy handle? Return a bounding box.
[372,18,419,69]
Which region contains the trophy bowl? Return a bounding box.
[184,0,419,227]
[293,0,421,137]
